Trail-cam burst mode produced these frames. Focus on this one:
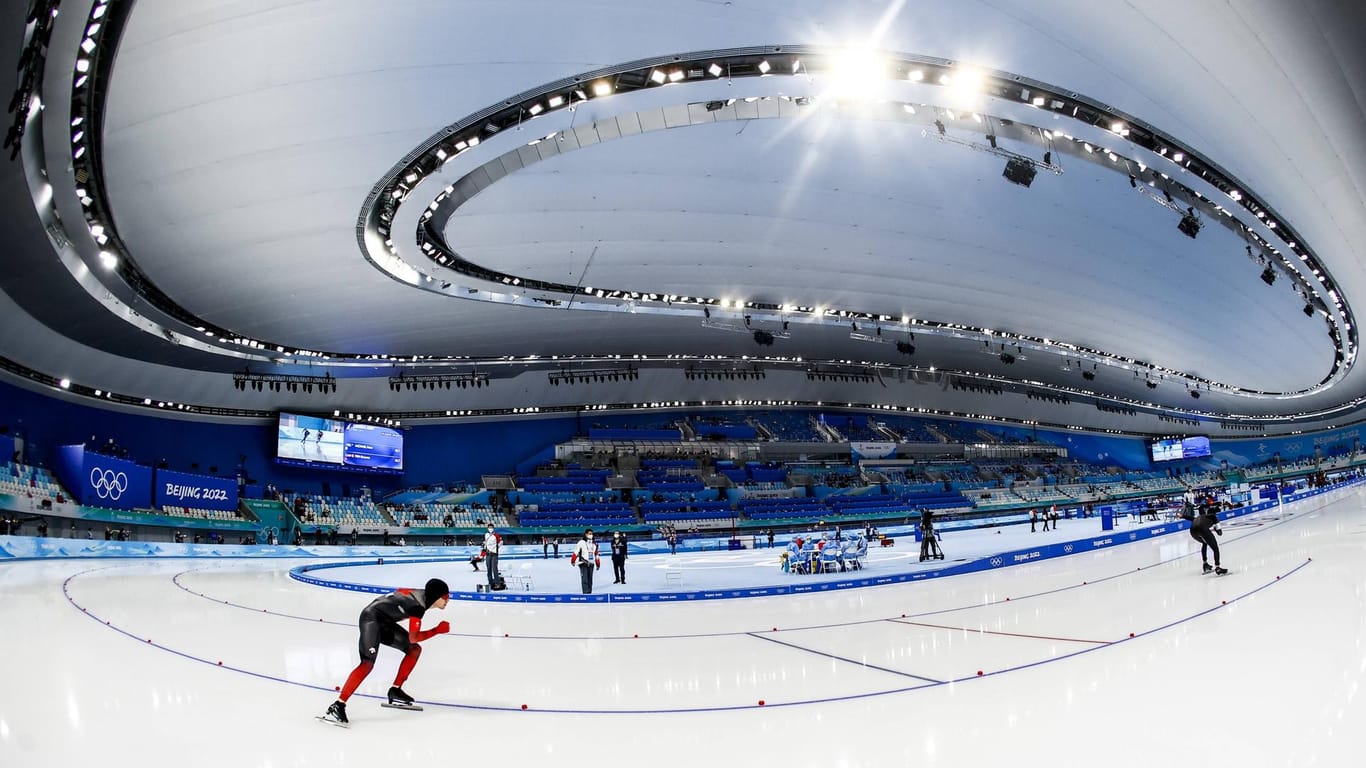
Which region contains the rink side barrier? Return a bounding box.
[1,478,1348,573]
[284,481,1349,603]
[0,537,488,561]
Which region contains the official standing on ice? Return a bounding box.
[483,524,502,590]
[571,528,601,594]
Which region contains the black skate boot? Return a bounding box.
[383,686,423,710]
[388,686,413,705]
[1214,566,1228,576]
[318,699,349,727]
[1202,562,1213,574]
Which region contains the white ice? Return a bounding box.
[3,486,1364,767]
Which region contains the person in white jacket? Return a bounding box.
[570,528,601,594]
[483,524,502,588]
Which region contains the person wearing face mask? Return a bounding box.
[482,524,502,590]
[570,528,601,594]
[609,530,629,584]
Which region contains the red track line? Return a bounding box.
[889,618,1110,645]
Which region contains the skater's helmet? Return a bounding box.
[423,578,449,607]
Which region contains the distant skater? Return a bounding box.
[918,508,943,561]
[320,578,450,726]
[610,530,628,584]
[1185,505,1227,575]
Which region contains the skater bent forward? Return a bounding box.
[1185,505,1227,575]
[320,578,450,725]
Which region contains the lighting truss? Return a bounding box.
[232,369,337,393]
[547,367,639,386]
[805,368,879,384]
[388,372,490,391]
[699,318,790,339]
[849,330,886,344]
[983,344,1027,363]
[1134,182,1187,215]
[924,129,1062,176]
[684,366,766,381]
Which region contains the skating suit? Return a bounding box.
[1188,509,1222,565]
[356,589,429,662]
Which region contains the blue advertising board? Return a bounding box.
[154,468,239,511]
[53,445,152,510]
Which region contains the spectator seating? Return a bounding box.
[160,505,242,522]
[518,502,636,527]
[518,475,608,494]
[297,495,392,529]
[755,412,824,441]
[640,500,732,523]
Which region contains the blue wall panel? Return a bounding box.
[3,377,1360,500]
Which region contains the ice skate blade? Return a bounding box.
[381,702,424,711]
[316,716,350,728]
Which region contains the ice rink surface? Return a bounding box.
[3,487,1365,767]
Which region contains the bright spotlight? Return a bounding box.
[591,80,613,97]
[945,65,988,102]
[820,48,888,101]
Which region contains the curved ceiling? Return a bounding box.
[3,0,1366,431]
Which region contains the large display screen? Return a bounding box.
[277,413,403,471]
[1151,435,1211,462]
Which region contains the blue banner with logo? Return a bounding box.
[154,469,238,511]
[54,444,152,510]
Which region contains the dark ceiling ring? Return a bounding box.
[359,46,1352,400]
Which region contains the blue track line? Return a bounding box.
[60,556,1314,715]
[164,503,1311,643]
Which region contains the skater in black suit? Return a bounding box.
[610,530,628,584]
[320,578,450,725]
[918,508,943,561]
[1186,505,1227,575]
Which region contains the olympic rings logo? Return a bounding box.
[90,467,129,500]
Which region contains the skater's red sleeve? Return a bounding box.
[410,618,452,643]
